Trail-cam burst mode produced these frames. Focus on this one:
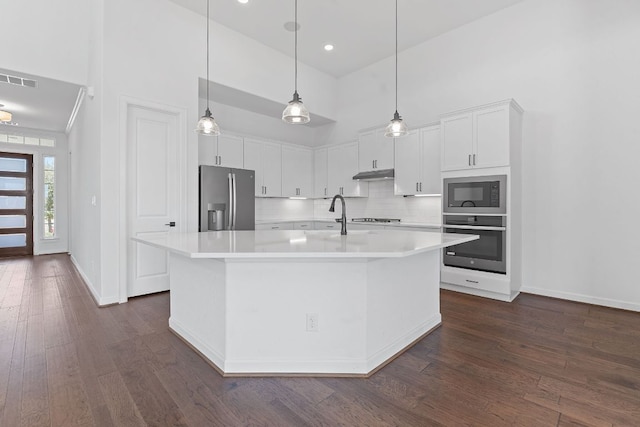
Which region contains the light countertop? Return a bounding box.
[133,229,476,259]
[255,219,442,228]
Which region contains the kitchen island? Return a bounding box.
[133,229,477,376]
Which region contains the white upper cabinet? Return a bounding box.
[199,134,244,169]
[244,138,282,197]
[440,99,523,171]
[394,125,441,196]
[358,129,394,171]
[313,147,328,198]
[327,142,368,198]
[281,145,313,198]
[216,134,244,168]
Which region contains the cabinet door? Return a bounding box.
[243,138,263,196]
[282,146,312,197]
[261,142,282,197]
[441,113,473,171]
[394,130,420,196]
[198,134,218,166]
[358,129,394,171]
[474,105,510,168]
[314,148,328,198]
[328,142,368,198]
[327,144,345,196]
[419,125,441,195]
[217,134,244,168]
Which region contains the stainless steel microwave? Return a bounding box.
[443,175,506,214]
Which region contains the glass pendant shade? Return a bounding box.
[195,0,221,136]
[195,108,220,136]
[282,92,310,124]
[0,111,12,122]
[385,111,408,137]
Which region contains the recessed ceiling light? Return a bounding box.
[237,0,248,4]
[324,44,334,52]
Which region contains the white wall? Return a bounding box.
[330,0,640,310]
[0,0,90,85]
[97,0,338,303]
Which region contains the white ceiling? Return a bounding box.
[171,0,526,77]
[2,0,527,134]
[0,68,81,134]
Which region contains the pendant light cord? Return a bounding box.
[294,0,298,94]
[394,0,398,113]
[206,0,210,108]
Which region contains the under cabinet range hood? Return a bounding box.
[352,168,395,181]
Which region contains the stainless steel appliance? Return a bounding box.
[351,218,401,223]
[443,175,506,214]
[443,214,506,274]
[199,165,255,231]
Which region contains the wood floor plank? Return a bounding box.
[20,353,50,427]
[1,255,640,426]
[98,371,145,427]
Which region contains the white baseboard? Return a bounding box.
[520,286,640,313]
[366,314,441,373]
[441,282,518,302]
[69,255,118,307]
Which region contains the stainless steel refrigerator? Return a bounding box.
[199,165,255,231]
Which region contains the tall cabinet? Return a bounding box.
[440,99,524,302]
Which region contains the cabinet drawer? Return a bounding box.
[293,221,313,230]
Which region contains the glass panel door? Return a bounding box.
[0,152,33,256]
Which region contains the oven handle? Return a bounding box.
[444,225,506,231]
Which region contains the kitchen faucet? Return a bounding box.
[328,194,347,235]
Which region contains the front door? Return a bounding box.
[127,104,180,297]
[0,152,33,257]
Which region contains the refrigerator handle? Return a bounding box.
[228,173,233,230]
[232,173,237,229]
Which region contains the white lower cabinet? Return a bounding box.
[293,221,313,230]
[255,222,294,230]
[314,221,341,230]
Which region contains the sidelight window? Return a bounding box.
[43,156,55,239]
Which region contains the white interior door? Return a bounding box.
[127,104,180,297]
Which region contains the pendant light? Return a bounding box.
[0,110,11,122]
[195,0,220,136]
[385,0,408,138]
[282,0,310,124]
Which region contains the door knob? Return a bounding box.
[165,222,176,227]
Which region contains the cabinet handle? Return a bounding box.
[416,182,419,192]
[219,155,222,165]
[372,160,375,169]
[324,187,327,196]
[473,154,476,165]
[419,182,422,192]
[468,154,471,166]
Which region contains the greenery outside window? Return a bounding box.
[44,156,55,239]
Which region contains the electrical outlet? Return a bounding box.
[306,313,319,332]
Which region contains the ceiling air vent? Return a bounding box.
[0,73,38,88]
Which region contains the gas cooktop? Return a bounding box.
[351,218,401,223]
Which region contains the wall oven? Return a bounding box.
[443,214,506,274]
[443,175,506,214]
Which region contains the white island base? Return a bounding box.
[135,230,476,376]
[170,251,440,376]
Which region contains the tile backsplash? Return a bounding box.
[256,180,442,225]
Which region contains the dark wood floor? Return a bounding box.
[1,255,639,426]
